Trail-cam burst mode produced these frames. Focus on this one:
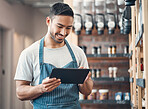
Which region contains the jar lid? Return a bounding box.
[92,89,97,93]
[99,89,109,93]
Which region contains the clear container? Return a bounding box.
[106,13,116,34]
[73,0,83,14]
[117,0,125,13]
[124,46,129,54]
[97,46,101,54]
[108,46,112,55]
[108,67,113,78]
[95,14,105,35]
[83,0,94,14]
[92,46,98,55]
[88,89,97,100]
[74,14,82,35]
[113,67,118,78]
[99,89,109,100]
[91,69,96,78]
[106,0,117,13]
[96,69,101,78]
[95,0,105,14]
[112,45,116,54]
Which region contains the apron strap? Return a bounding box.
[39,37,78,68]
[65,39,78,68]
[39,37,45,65]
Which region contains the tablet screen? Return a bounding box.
[50,68,90,84]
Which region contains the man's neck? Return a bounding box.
[44,35,65,49]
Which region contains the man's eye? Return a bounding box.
[57,26,63,28]
[66,27,71,29]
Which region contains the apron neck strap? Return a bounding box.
[64,39,78,67]
[39,37,78,67]
[39,37,45,64]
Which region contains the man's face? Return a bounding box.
[48,15,73,43]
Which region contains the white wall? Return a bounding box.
[1,29,14,109]
[0,28,2,109]
[0,0,47,40]
[0,0,48,109]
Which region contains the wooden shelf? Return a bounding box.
[129,51,133,59]
[135,24,144,47]
[87,54,129,61]
[136,78,145,88]
[130,78,134,83]
[92,77,130,82]
[79,100,130,105]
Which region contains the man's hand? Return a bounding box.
[41,77,61,93]
[78,67,93,96]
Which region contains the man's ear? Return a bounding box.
[46,17,51,25]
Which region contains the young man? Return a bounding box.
[14,2,93,109]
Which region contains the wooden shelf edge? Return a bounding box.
[79,100,130,105]
[135,24,144,47]
[136,78,145,88]
[92,77,130,82]
[87,54,129,60]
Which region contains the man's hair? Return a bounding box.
[49,2,74,18]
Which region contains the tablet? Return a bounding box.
[50,68,90,84]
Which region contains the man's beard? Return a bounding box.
[49,31,63,44]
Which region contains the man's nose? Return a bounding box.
[60,28,66,36]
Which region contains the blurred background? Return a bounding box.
[0,0,138,109]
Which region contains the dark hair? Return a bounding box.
[49,2,74,18]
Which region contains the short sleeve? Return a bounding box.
[70,44,89,69]
[78,49,89,69]
[14,50,33,82]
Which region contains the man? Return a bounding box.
[14,2,93,109]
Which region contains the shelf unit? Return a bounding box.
[86,54,129,61]
[129,0,148,109]
[79,100,130,105]
[65,0,131,109]
[92,77,130,82]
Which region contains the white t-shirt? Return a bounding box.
[14,40,89,86]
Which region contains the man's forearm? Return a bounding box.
[79,78,93,96]
[16,84,43,101]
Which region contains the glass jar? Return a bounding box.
[96,69,101,78]
[97,46,101,54]
[112,45,116,54]
[108,67,113,78]
[95,0,105,14]
[73,0,83,14]
[106,13,116,34]
[108,46,112,55]
[74,14,82,35]
[124,45,129,54]
[95,14,105,35]
[113,67,118,78]
[91,69,96,78]
[92,46,98,55]
[106,0,117,13]
[99,89,109,100]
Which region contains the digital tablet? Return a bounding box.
[50,68,90,84]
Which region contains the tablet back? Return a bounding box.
[50,68,90,84]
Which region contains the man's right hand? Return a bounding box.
[41,77,61,93]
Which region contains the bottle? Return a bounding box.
[92,46,98,55]
[96,69,101,78]
[97,46,101,55]
[108,67,113,78]
[124,45,129,54]
[112,45,116,54]
[108,46,112,55]
[91,69,96,78]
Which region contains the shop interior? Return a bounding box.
[0,0,148,109]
